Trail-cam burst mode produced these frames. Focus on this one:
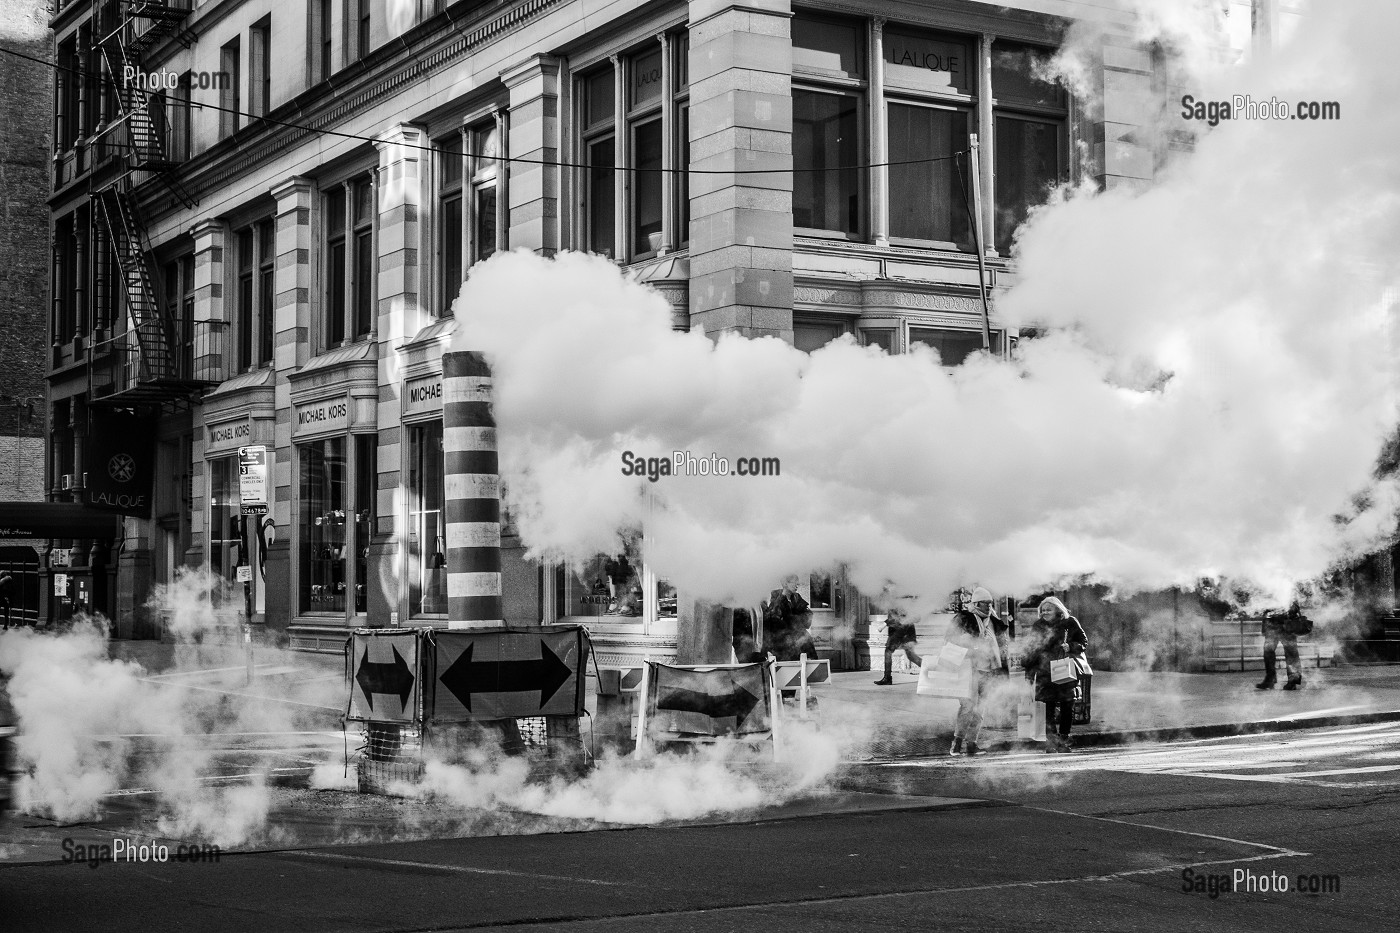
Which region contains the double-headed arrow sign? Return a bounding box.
[652,666,767,733]
[355,644,415,715]
[438,639,573,714]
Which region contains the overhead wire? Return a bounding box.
[0,43,971,175]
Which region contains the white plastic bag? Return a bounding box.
[1018,699,1047,741]
[917,657,972,698]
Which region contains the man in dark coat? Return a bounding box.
[1258,603,1309,690]
[762,576,816,662]
[873,604,921,685]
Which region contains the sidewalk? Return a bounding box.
[821,663,1400,758]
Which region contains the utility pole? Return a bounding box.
[967,134,995,353]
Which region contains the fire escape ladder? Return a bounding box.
[95,181,178,386]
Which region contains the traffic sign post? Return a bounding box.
[236,446,268,684]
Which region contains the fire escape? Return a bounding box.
[88,0,221,406]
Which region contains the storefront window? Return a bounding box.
[298,437,347,613]
[408,421,446,616]
[793,89,861,236]
[209,457,239,585]
[909,326,1003,365]
[555,539,677,623]
[354,434,376,614]
[888,103,971,246]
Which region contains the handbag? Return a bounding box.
[1072,656,1093,678]
[1050,656,1079,685]
[917,656,972,698]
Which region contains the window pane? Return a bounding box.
[353,178,374,225]
[561,548,643,620]
[861,329,894,353]
[474,184,497,263]
[631,119,663,256]
[209,458,237,585]
[299,437,347,614]
[793,90,860,234]
[794,322,841,353]
[909,327,1001,365]
[674,34,688,89]
[408,421,445,616]
[992,42,1064,108]
[259,267,274,364]
[677,105,690,244]
[440,139,463,188]
[888,104,971,246]
[630,48,663,108]
[587,135,616,256]
[809,572,833,609]
[328,241,346,345]
[442,193,462,312]
[326,188,345,235]
[238,269,253,371]
[238,228,254,272]
[354,434,377,614]
[884,28,972,94]
[353,229,373,337]
[994,116,1060,253]
[792,15,863,75]
[586,69,615,130]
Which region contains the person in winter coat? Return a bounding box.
[945,586,1012,756]
[762,575,817,662]
[1022,596,1088,752]
[1258,602,1310,690]
[874,603,922,685]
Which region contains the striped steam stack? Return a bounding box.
[441,350,503,629]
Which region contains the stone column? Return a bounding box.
[370,124,427,625]
[687,0,794,339]
[268,177,316,629]
[501,55,561,255]
[869,18,889,248]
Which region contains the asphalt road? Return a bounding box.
[2,723,1398,932]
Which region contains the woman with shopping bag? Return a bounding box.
[1022,596,1088,752]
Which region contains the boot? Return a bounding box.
[964,741,983,757]
[874,677,893,686]
[948,736,963,756]
[1256,679,1276,690]
[1055,734,1074,752]
[1043,734,1060,753]
[1282,678,1302,691]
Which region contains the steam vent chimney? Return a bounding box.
[441,350,503,629]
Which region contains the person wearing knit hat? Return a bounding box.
[945,586,1012,756]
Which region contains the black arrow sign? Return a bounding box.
[439,640,573,713]
[355,644,415,713]
[656,682,762,728]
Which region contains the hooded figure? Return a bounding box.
[945,586,1013,756]
[1022,596,1088,752]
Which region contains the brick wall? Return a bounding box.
[0,16,53,445]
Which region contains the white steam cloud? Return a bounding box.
[455,0,1399,609]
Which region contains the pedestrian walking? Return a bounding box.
[874,603,921,685]
[1022,596,1088,752]
[762,575,817,662]
[946,586,1012,756]
[1258,602,1311,690]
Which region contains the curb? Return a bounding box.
[1043,707,1400,750]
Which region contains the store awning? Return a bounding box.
[0,502,122,539]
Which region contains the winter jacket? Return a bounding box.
[946,610,1013,674]
[1022,615,1088,703]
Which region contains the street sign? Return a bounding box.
[645,662,772,737]
[348,630,421,722]
[237,445,269,516]
[235,565,253,583]
[428,627,587,721]
[772,658,830,690]
[53,573,68,596]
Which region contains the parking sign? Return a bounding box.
[238,446,269,515]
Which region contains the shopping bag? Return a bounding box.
[1050,656,1079,685]
[1018,699,1047,741]
[935,642,968,673]
[1072,656,1093,678]
[917,657,972,698]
